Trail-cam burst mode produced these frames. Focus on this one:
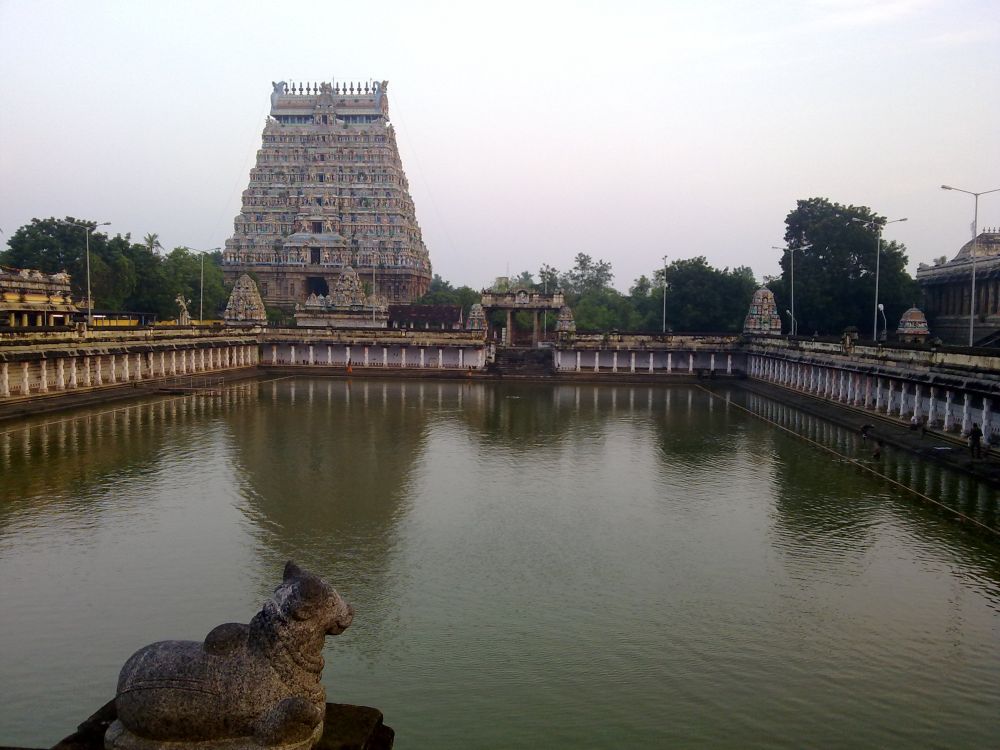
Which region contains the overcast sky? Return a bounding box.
[1,0,998,291]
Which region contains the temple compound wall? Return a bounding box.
[744,335,1000,444]
[3,326,999,453]
[553,334,745,375]
[260,328,486,370]
[0,329,260,400]
[222,80,432,310]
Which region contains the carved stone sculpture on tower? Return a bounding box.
[742,288,782,335]
[224,274,268,325]
[105,562,354,750]
[465,303,487,331]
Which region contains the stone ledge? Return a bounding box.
[3,701,392,750]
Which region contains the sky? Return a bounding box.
[1,0,998,292]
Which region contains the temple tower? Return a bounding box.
[223,80,432,310]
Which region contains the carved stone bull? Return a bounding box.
[105,562,353,750]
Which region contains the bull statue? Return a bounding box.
[105,562,354,750]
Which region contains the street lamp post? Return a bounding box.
[853,217,907,341]
[772,245,799,336]
[877,303,887,341]
[59,219,110,325]
[196,247,220,323]
[941,185,1000,346]
[662,255,668,333]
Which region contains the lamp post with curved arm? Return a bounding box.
[59,219,110,325]
[941,184,1000,346]
[852,217,907,341]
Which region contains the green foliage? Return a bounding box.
[415,273,481,317]
[771,197,918,337]
[560,253,614,296]
[660,258,757,332]
[1,217,231,321]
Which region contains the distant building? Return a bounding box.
[223,80,432,310]
[388,304,463,330]
[224,274,268,326]
[916,229,1000,345]
[0,267,78,328]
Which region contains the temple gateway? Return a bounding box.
[223,80,432,311]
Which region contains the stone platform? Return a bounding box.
[4,701,393,750]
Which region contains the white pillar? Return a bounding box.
[199,349,206,371]
[612,351,618,373]
[419,348,424,368]
[383,347,389,367]
[898,382,908,418]
[710,353,716,372]
[726,354,732,375]
[943,390,954,431]
[122,354,130,382]
[364,347,369,367]
[982,398,994,441]
[21,362,30,394]
[667,353,673,373]
[630,352,635,373]
[437,348,443,368]
[648,353,654,373]
[38,360,48,392]
[109,354,117,383]
[85,356,93,386]
[345,346,351,365]
[56,358,65,390]
[961,393,971,434]
[913,385,922,420]
[309,345,315,365]
[886,380,895,413]
[688,353,693,373]
[458,348,463,368]
[290,345,296,364]
[875,377,883,411]
[927,387,938,426]
[402,348,408,368]
[69,358,78,389]
[0,362,8,397]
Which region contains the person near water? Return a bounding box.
[860,424,875,440]
[969,423,983,459]
[872,440,883,460]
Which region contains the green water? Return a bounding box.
[1,379,998,748]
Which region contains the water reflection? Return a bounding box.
[2,378,1000,749]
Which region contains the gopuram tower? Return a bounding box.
[223,80,432,309]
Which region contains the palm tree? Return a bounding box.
[143,233,163,255]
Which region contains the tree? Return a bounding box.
[415,274,481,318]
[143,233,163,255]
[774,198,918,337]
[161,248,228,321]
[1,217,136,309]
[3,217,233,321]
[561,253,614,296]
[661,257,757,332]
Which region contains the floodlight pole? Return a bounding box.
[59,219,110,325]
[941,185,1000,346]
[662,255,668,333]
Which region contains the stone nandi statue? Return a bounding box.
[106,562,354,750]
